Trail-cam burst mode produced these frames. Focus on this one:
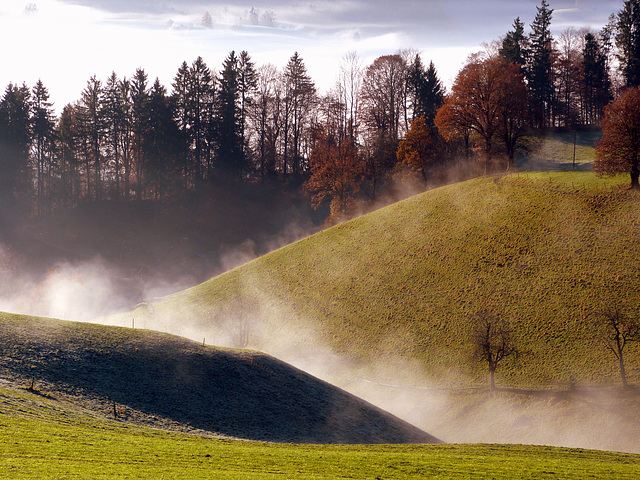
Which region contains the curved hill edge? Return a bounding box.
[0,312,440,444]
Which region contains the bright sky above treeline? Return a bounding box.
[0,0,622,111]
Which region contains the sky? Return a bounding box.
[0,0,624,112]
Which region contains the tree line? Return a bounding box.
[0,0,639,220]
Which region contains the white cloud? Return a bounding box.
[0,0,622,111]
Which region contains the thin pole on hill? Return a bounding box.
[573,129,577,170]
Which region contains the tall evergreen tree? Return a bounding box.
[103,72,127,200]
[583,32,612,124]
[131,68,150,200]
[500,17,528,67]
[284,52,316,176]
[616,0,640,87]
[171,58,215,187]
[406,56,445,127]
[30,79,56,214]
[56,104,81,206]
[215,51,244,177]
[237,51,257,155]
[147,78,181,198]
[528,0,555,128]
[0,83,31,204]
[77,76,105,200]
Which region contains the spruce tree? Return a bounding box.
[499,17,528,67]
[284,52,316,176]
[616,0,640,87]
[528,0,555,128]
[215,51,244,178]
[31,79,56,214]
[237,51,257,153]
[0,83,31,204]
[583,33,612,124]
[131,68,150,199]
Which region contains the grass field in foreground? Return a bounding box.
[1,386,639,479]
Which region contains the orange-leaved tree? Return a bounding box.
[594,86,640,189]
[304,128,364,223]
[435,57,528,172]
[396,116,435,182]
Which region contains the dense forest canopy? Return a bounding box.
[0,0,639,222]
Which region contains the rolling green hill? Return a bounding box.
[111,171,640,386]
[2,385,639,479]
[102,171,640,452]
[0,312,437,444]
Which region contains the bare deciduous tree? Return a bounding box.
[472,311,518,391]
[597,306,639,388]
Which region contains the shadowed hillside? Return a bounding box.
[0,312,439,444]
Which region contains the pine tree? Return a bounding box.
[406,56,444,127]
[171,57,215,186]
[147,78,181,198]
[0,83,31,204]
[215,51,244,177]
[528,0,555,128]
[237,51,257,157]
[500,17,528,67]
[583,33,612,124]
[616,0,640,87]
[31,79,56,214]
[56,104,81,206]
[284,52,316,176]
[131,68,150,200]
[77,76,105,200]
[103,72,127,200]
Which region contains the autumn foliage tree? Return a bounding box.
[304,128,364,223]
[396,116,435,182]
[594,86,640,189]
[435,57,529,173]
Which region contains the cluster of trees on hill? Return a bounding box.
[0,0,639,220]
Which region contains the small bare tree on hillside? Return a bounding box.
[472,311,518,391]
[597,306,639,389]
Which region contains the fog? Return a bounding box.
[1,166,639,454]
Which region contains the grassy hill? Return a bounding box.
[1,377,639,478]
[2,386,639,478]
[101,170,640,451]
[111,171,640,385]
[0,312,437,444]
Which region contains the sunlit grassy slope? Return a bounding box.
[1,385,640,479]
[120,171,640,387]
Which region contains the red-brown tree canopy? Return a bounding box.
[396,116,435,182]
[303,128,364,223]
[435,57,528,172]
[594,86,640,189]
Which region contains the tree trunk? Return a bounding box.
[619,354,628,388]
[630,158,640,190]
[490,368,496,391]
